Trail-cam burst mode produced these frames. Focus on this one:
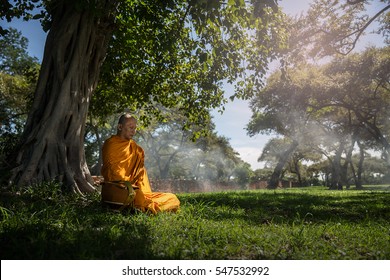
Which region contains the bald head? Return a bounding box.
[118,113,136,125]
[117,114,137,140]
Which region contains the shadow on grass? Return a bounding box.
[178,189,390,225]
[0,220,152,259]
[2,186,390,260]
[0,191,155,260]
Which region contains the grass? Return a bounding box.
[0,183,389,259]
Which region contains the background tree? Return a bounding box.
[132,110,247,184]
[247,45,389,189]
[197,133,242,182]
[136,110,209,180]
[84,114,118,176]
[320,47,390,165]
[286,144,323,187]
[232,161,253,187]
[358,152,389,184]
[283,0,389,61]
[249,0,390,189]
[1,0,286,193]
[0,28,39,181]
[246,65,323,188]
[257,138,297,187]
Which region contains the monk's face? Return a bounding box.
[118,118,137,140]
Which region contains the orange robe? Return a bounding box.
[101,135,180,214]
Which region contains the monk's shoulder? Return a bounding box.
[102,135,115,146]
[131,140,145,153]
[103,135,128,150]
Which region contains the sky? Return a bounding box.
[1,0,385,170]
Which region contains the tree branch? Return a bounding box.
[339,4,390,55]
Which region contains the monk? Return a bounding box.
[101,114,180,214]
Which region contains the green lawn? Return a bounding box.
[1,183,389,259]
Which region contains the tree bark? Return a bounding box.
[10,1,116,193]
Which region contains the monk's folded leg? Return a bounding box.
[145,192,180,213]
[133,189,180,214]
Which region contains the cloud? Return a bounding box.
[236,147,265,170]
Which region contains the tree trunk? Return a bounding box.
[268,140,298,189]
[329,141,344,190]
[343,136,356,189]
[355,110,390,165]
[290,156,303,187]
[355,140,365,189]
[295,163,303,187]
[10,1,116,193]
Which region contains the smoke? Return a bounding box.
[136,130,243,183]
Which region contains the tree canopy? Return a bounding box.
[89,0,287,130]
[280,0,389,67]
[1,0,287,191]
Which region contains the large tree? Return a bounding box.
[246,64,323,188]
[2,0,286,193]
[321,47,390,163]
[248,46,389,188]
[6,1,118,193]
